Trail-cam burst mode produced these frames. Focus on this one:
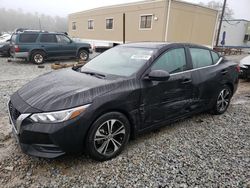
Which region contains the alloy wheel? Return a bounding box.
[217,88,230,112]
[34,54,43,64]
[79,51,88,61]
[94,119,126,156]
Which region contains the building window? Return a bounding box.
[72,22,76,30]
[88,20,94,30]
[106,18,113,30]
[244,34,250,41]
[140,15,152,29]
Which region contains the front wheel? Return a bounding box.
[212,85,232,115]
[86,112,130,161]
[78,49,89,61]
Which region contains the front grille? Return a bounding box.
[9,102,21,125]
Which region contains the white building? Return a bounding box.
[219,19,250,47]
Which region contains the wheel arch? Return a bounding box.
[77,47,89,55]
[29,49,47,60]
[225,82,234,94]
[86,108,137,142]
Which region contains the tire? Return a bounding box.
[86,112,130,161]
[211,85,232,115]
[78,49,89,61]
[31,51,46,64]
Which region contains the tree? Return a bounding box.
[0,8,68,33]
[199,1,234,20]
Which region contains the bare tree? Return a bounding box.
[0,8,67,33]
[199,1,234,20]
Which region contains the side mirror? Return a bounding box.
[147,70,170,81]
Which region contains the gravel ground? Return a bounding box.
[0,55,250,187]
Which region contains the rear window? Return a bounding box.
[19,34,39,43]
[40,34,57,43]
[190,48,213,69]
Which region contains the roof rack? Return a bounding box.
[13,28,49,34]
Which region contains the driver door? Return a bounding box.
[140,47,195,129]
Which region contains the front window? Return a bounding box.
[106,18,113,30]
[88,20,94,30]
[56,35,71,43]
[140,15,152,29]
[82,46,155,77]
[72,22,76,30]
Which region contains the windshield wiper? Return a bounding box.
[81,71,106,79]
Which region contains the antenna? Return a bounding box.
[39,17,42,30]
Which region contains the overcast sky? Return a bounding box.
[0,0,249,20]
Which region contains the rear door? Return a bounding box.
[140,46,195,129]
[56,34,77,57]
[39,34,59,58]
[188,47,226,110]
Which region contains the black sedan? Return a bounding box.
[8,42,239,161]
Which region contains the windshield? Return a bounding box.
[11,34,17,44]
[82,46,155,77]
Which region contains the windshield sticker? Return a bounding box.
[131,55,151,60]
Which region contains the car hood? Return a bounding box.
[240,56,250,67]
[0,42,9,46]
[15,69,120,112]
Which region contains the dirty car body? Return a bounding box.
[8,42,239,160]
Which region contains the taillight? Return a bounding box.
[14,45,20,52]
[236,64,240,73]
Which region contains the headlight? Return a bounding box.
[30,104,90,123]
[0,45,3,48]
[240,64,248,69]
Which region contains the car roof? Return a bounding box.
[122,42,211,50]
[15,30,66,35]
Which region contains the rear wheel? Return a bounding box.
[31,51,46,64]
[78,49,89,61]
[86,112,130,161]
[212,85,232,115]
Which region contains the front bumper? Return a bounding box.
[8,100,92,158]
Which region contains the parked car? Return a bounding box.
[8,42,239,161]
[239,55,250,79]
[10,30,92,64]
[0,39,11,57]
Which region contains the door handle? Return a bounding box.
[181,78,192,84]
[221,69,228,75]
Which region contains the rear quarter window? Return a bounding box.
[19,34,39,43]
[211,51,220,64]
[190,48,213,69]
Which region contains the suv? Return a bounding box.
[10,31,92,64]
